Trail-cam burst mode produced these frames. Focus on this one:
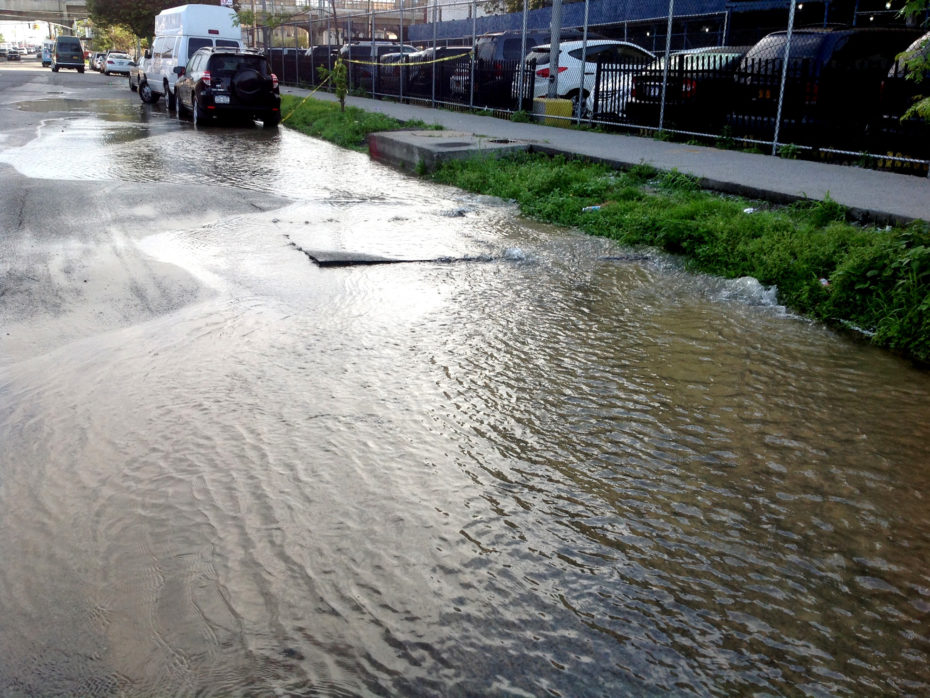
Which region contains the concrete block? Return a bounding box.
[368,130,531,173]
[532,98,573,127]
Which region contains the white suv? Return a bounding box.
[518,39,654,113]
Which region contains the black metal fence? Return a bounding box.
[264,0,929,174]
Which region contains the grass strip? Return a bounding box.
[280,94,930,365]
[280,93,436,151]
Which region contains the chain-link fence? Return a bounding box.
[266,0,930,174]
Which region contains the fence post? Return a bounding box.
[432,0,439,104]
[658,0,675,132]
[469,0,476,108]
[772,0,798,156]
[547,0,563,99]
[574,0,590,122]
[517,0,528,111]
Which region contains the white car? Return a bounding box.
[103,52,133,76]
[517,39,654,114]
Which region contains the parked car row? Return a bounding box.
[132,46,281,128]
[310,25,925,158]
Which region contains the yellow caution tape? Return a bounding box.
[341,52,473,68]
[281,73,332,123]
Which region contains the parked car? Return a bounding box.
[173,47,281,127]
[460,29,602,108]
[103,51,133,76]
[91,51,107,71]
[622,45,750,130]
[41,39,54,67]
[51,35,85,73]
[405,45,473,100]
[728,27,922,148]
[871,31,930,161]
[376,52,408,95]
[6,48,21,62]
[339,41,417,92]
[129,55,148,92]
[518,39,654,114]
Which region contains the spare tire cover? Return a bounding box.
[232,69,262,102]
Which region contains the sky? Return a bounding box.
[0,20,55,44]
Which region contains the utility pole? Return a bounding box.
[546,0,562,99]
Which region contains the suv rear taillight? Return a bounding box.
[681,78,697,99]
[202,70,211,87]
[271,72,278,89]
[536,66,567,78]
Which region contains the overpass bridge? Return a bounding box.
[0,0,88,25]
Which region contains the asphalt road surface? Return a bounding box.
[0,62,292,361]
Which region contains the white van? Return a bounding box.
[144,4,243,109]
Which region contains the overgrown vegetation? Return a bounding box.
[280,94,436,151]
[279,95,929,364]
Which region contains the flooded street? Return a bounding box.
[1,68,929,696]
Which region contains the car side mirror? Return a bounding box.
[173,66,185,76]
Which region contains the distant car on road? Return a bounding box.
[91,51,107,71]
[51,35,85,73]
[41,39,54,67]
[173,46,281,128]
[103,51,133,76]
[7,49,22,62]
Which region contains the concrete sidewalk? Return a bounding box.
[281,86,930,224]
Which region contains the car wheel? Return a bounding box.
[104,70,110,76]
[193,101,208,127]
[79,67,84,74]
[139,81,156,104]
[568,90,587,117]
[52,66,58,72]
[165,83,176,111]
[263,111,281,128]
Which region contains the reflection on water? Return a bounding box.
[1,97,929,696]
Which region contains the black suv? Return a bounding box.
[728,27,921,148]
[173,47,281,128]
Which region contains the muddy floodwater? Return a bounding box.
[1,95,929,696]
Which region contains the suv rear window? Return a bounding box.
[209,54,268,74]
[502,38,527,60]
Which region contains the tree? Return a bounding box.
[486,0,580,16]
[901,0,929,120]
[85,0,221,41]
